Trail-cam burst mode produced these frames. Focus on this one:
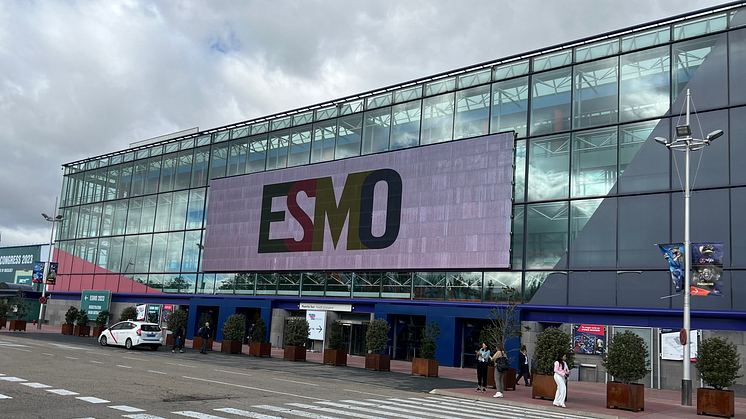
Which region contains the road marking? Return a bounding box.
[47,389,79,395]
[214,369,252,376]
[76,396,110,403]
[393,398,511,418]
[254,405,342,419]
[21,382,52,388]
[165,362,179,365]
[123,356,147,361]
[124,415,168,419]
[177,363,197,368]
[173,412,229,419]
[66,356,79,360]
[6,347,31,352]
[117,365,133,369]
[215,408,283,418]
[147,370,168,375]
[90,360,104,364]
[344,400,451,419]
[342,389,389,397]
[0,394,11,400]
[43,353,54,356]
[182,376,327,401]
[0,377,26,382]
[317,402,422,419]
[110,405,146,412]
[288,403,384,419]
[273,378,318,386]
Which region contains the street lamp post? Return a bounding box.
[39,197,64,329]
[654,89,723,406]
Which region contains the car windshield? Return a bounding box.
[141,325,160,332]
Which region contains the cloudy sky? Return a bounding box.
[0,0,728,246]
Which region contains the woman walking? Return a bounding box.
[475,342,490,393]
[553,352,570,408]
[490,344,507,398]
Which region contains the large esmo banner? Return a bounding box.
[203,132,514,271]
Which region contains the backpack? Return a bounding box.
[198,327,205,335]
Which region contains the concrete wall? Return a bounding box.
[45,298,137,327]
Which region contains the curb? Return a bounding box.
[430,389,622,419]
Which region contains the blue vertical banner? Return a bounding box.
[691,242,724,296]
[659,244,685,293]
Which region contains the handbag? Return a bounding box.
[496,356,510,372]
[175,336,182,347]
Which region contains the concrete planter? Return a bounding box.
[193,337,213,351]
[61,324,74,335]
[73,325,90,336]
[487,367,516,390]
[92,327,106,337]
[323,349,347,366]
[412,358,439,377]
[220,339,243,354]
[365,353,391,371]
[283,345,306,361]
[697,388,734,418]
[606,382,644,413]
[0,318,6,329]
[9,320,26,331]
[249,342,272,357]
[532,373,558,399]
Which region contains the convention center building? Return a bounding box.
[36,1,746,391]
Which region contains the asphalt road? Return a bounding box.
[0,332,592,419]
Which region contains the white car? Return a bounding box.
[98,321,163,350]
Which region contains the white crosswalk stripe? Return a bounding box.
[110,405,146,412]
[173,412,229,419]
[287,402,411,419]
[254,405,343,419]
[0,394,12,400]
[0,377,26,382]
[342,400,452,419]
[432,396,590,419]
[47,389,79,396]
[21,382,52,388]
[123,415,168,419]
[76,396,110,404]
[214,407,284,418]
[389,398,519,419]
[316,401,424,419]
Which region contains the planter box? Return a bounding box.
[61,324,74,335]
[323,349,347,366]
[92,327,106,337]
[532,373,558,399]
[9,320,26,331]
[412,358,439,377]
[73,325,90,336]
[193,337,214,351]
[487,367,517,390]
[284,345,306,361]
[365,353,391,371]
[606,382,644,413]
[0,318,7,329]
[697,388,735,418]
[220,339,243,354]
[249,342,272,357]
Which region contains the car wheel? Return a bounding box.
[151,345,160,351]
[125,338,133,349]
[100,335,107,346]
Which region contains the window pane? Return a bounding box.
[571,127,618,197]
[491,76,529,138]
[672,35,727,110]
[248,135,268,173]
[301,272,325,296]
[96,238,109,270]
[454,85,490,140]
[191,147,210,188]
[573,57,619,129]
[209,143,228,180]
[118,163,133,198]
[514,140,526,202]
[575,38,619,62]
[446,272,482,301]
[144,157,161,194]
[271,117,290,131]
[421,93,454,145]
[122,236,137,274]
[493,59,529,81]
[108,237,124,273]
[336,115,362,159]
[166,232,184,272]
[139,196,157,233]
[160,154,176,192]
[267,130,289,170]
[149,233,167,272]
[617,119,670,194]
[154,193,172,232]
[730,29,746,106]
[288,125,312,167]
[425,77,455,96]
[170,274,196,294]
[673,13,727,40]
[382,272,412,299]
[620,46,670,122]
[366,93,392,109]
[458,69,491,88]
[228,138,248,176]
[622,26,670,52]
[533,50,572,72]
[125,198,142,235]
[362,107,391,155]
[100,203,114,237]
[483,272,522,302]
[394,86,422,103]
[169,191,189,230]
[570,198,616,269]
[182,230,201,272]
[525,271,565,302]
[527,133,570,201]
[175,151,193,190]
[512,205,524,269]
[251,122,268,135]
[413,272,446,300]
[390,100,421,150]
[731,107,746,184]
[256,273,277,295]
[198,273,216,294]
[526,202,569,269]
[278,273,300,296]
[531,67,572,135]
[131,161,146,197]
[339,100,363,116]
[292,112,313,127]
[353,273,381,298]
[311,120,337,163]
[215,273,235,294]
[187,188,206,229]
[113,201,128,235]
[235,273,255,295]
[135,234,152,273]
[77,205,90,238]
[619,119,657,175]
[315,106,338,121]
[326,272,351,297]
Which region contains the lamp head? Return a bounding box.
[41,213,50,220]
[654,137,669,146]
[676,125,692,138]
[706,129,724,143]
[55,215,63,220]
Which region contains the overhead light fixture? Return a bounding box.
[706,129,724,143]
[654,137,668,146]
[676,125,692,138]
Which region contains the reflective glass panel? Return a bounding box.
[339,100,363,116]
[514,140,526,202]
[182,230,201,272]
[525,271,564,302]
[421,93,454,145]
[139,196,157,233]
[160,154,176,192]
[271,117,290,131]
[215,273,235,294]
[619,119,658,175]
[191,147,210,188]
[575,38,619,62]
[267,130,289,170]
[493,59,530,81]
[673,35,727,110]
[135,234,152,273]
[288,125,312,167]
[491,76,529,138]
[292,112,313,127]
[301,272,325,296]
[228,137,249,176]
[531,67,572,135]
[446,272,482,301]
[108,237,124,273]
[113,201,127,235]
[425,78,455,96]
[573,57,618,129]
[366,93,392,109]
[394,86,422,103]
[235,273,255,295]
[533,50,572,72]
[131,161,147,197]
[154,193,172,232]
[169,191,189,231]
[458,69,491,89]
[125,198,142,235]
[187,188,205,229]
[362,107,391,155]
[144,157,161,194]
[730,29,746,106]
[149,233,168,272]
[166,232,184,272]
[353,273,381,298]
[326,272,352,297]
[620,46,670,122]
[100,203,114,237]
[413,272,446,300]
[231,127,249,139]
[571,127,618,197]
[118,163,133,199]
[197,273,215,295]
[454,85,490,140]
[315,106,338,121]
[174,151,192,190]
[527,133,570,201]
[512,205,524,269]
[390,100,421,151]
[251,122,268,135]
[526,202,569,269]
[311,120,337,163]
[674,13,727,40]
[248,135,268,173]
[256,273,277,295]
[622,26,670,52]
[336,115,363,159]
[278,273,300,296]
[209,143,228,180]
[483,272,522,302]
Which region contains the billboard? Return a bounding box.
[573,324,605,354]
[203,133,514,271]
[0,245,40,284]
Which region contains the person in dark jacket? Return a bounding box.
[198,322,211,354]
[171,326,184,353]
[516,346,531,386]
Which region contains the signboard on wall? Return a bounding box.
[661,330,699,360]
[80,290,111,318]
[136,304,147,321]
[307,311,326,341]
[0,245,40,284]
[203,132,514,272]
[573,324,605,354]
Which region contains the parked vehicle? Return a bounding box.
[98,321,163,350]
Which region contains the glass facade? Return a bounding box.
[56,5,746,307]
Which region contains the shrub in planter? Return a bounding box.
[74,311,90,337]
[324,321,347,366]
[119,306,137,322]
[696,337,742,418]
[413,321,440,377]
[221,314,245,354]
[249,317,271,357]
[9,289,31,330]
[603,331,650,412]
[166,309,188,345]
[193,312,215,351]
[284,318,309,361]
[365,318,391,371]
[61,306,78,335]
[92,310,109,337]
[0,298,9,329]
[532,327,574,400]
[148,312,159,324]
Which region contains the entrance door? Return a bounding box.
[342,324,367,356]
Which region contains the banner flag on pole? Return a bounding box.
[691,242,724,296]
[659,244,685,293]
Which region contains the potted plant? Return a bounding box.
[365,318,391,371]
[696,337,742,418]
[0,298,10,330]
[284,317,309,361]
[61,306,78,335]
[92,310,109,337]
[249,318,271,357]
[324,321,347,366]
[221,314,245,354]
[192,312,214,351]
[119,306,137,322]
[74,311,90,336]
[9,289,31,331]
[412,321,440,377]
[532,327,575,400]
[603,330,649,412]
[483,286,525,391]
[166,309,188,346]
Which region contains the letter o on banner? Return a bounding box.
[358,169,402,249]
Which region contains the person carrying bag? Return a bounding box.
[489,344,508,398]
